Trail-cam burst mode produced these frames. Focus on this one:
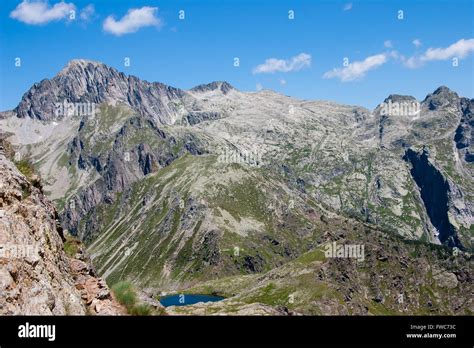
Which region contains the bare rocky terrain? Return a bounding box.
[0,144,124,315]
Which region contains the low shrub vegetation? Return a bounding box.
[111,281,155,316]
[63,238,81,257]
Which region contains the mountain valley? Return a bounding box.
[0,59,472,315]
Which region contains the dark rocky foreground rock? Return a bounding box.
[0,146,125,315]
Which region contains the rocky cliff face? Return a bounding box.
[15,59,190,125]
[11,60,238,126]
[455,98,474,162]
[0,146,124,315]
[58,113,186,239]
[404,148,462,248]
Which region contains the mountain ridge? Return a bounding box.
[0,60,472,315]
[5,59,467,119]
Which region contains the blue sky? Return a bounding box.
[0,0,473,111]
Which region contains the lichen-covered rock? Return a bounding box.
[433,269,459,289]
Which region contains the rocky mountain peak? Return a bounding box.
[432,85,456,96]
[190,81,235,94]
[382,94,417,104]
[422,86,459,110]
[60,58,106,70]
[57,59,118,81]
[14,59,188,124]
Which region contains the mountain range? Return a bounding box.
[0,59,472,315]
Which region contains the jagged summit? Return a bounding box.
[427,86,459,101]
[14,59,187,124]
[432,85,456,95]
[190,81,235,94]
[382,94,418,104]
[377,86,461,113]
[422,86,460,110]
[380,86,458,104]
[58,59,111,75]
[13,59,239,124]
[64,58,104,67]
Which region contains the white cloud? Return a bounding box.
[256,83,263,91]
[279,79,287,86]
[401,56,419,69]
[103,6,162,36]
[388,50,400,59]
[10,0,76,25]
[384,40,393,48]
[252,53,311,74]
[412,39,422,48]
[422,38,474,60]
[343,3,353,11]
[403,38,474,68]
[80,4,95,21]
[323,53,387,82]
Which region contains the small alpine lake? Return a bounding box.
[159,294,225,307]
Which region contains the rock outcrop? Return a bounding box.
[0,146,124,315]
[190,81,234,95]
